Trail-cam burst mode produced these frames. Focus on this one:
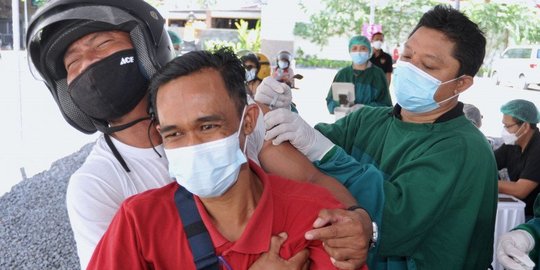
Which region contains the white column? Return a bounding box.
[11,0,20,51]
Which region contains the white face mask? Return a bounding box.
[278,60,288,69]
[165,107,248,198]
[371,41,383,50]
[501,124,523,145]
[245,69,257,82]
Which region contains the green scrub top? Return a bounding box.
[326,64,391,114]
[314,105,498,270]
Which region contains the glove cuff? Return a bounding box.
[304,130,335,161]
[519,229,536,252]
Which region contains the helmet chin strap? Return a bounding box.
[92,116,152,173]
[94,116,150,134]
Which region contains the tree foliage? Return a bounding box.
[295,0,540,64]
[204,19,261,53]
[465,2,540,64]
[235,19,261,52]
[295,0,438,47]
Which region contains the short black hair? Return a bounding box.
[409,5,486,77]
[149,48,247,122]
[513,118,538,129]
[240,53,260,71]
[372,32,384,38]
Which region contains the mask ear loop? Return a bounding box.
[147,113,162,158]
[237,106,249,155]
[436,75,467,106]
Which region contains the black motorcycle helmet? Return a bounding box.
[26,0,174,134]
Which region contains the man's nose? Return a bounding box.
[78,52,103,75]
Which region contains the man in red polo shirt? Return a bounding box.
[88,49,367,270]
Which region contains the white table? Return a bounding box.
[492,194,526,270]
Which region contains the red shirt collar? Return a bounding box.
[194,160,273,255]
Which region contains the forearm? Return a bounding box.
[498,179,537,199]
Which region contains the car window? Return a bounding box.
[536,49,540,59]
[502,48,532,59]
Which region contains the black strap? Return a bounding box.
[174,185,220,270]
[104,134,130,173]
[94,116,151,134]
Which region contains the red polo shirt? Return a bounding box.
[88,161,360,269]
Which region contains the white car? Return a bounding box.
[491,45,540,90]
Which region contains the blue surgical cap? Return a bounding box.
[500,99,540,124]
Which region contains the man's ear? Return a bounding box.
[455,75,474,95]
[243,104,260,136]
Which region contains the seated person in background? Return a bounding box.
[240,52,262,96]
[496,99,540,218]
[463,103,482,128]
[272,50,296,88]
[88,49,367,270]
[463,103,503,150]
[497,193,539,270]
[326,35,391,114]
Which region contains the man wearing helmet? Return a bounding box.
[26,0,176,268]
[272,50,296,88]
[27,1,370,269]
[240,52,262,95]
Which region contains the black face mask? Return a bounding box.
[68,49,148,121]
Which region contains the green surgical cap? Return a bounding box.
[349,35,371,55]
[167,30,182,45]
[500,99,540,124]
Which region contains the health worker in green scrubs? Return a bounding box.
[258,5,498,270]
[326,35,391,114]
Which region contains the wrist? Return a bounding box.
[347,206,378,248]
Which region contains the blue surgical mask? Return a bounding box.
[350,52,370,65]
[165,107,248,198]
[393,60,461,113]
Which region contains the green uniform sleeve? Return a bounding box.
[366,67,392,107]
[314,146,385,227]
[326,87,338,114]
[326,72,342,114]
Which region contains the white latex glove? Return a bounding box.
[497,230,536,270]
[264,108,334,161]
[245,96,265,166]
[254,77,292,110]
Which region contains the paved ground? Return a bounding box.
[1,51,540,195]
